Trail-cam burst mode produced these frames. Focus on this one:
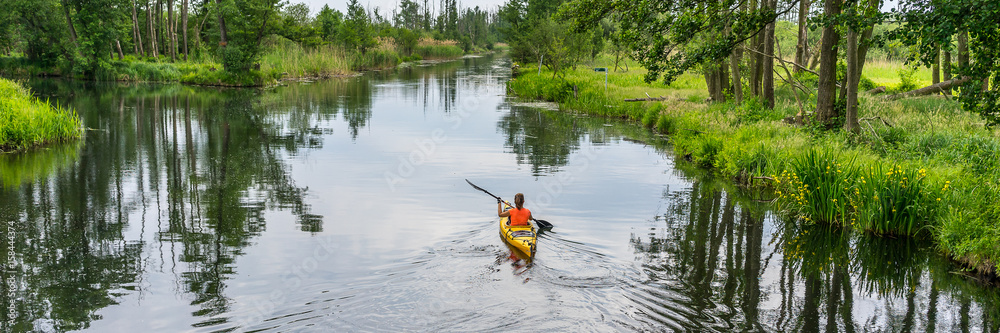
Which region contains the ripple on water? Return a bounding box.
[228,220,706,332]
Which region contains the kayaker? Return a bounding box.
[498,193,532,226]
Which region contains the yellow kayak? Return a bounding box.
[499,203,537,258]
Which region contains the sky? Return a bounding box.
[304,0,509,15]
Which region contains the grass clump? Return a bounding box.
[0,78,82,152]
[414,38,465,59]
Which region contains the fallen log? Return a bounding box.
[887,76,971,100]
[624,96,675,102]
[865,86,887,94]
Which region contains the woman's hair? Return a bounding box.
[514,193,525,209]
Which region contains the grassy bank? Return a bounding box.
[0,35,486,86]
[508,58,1000,278]
[0,78,82,152]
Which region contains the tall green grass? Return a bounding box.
[415,44,464,59]
[0,78,82,152]
[260,35,351,78]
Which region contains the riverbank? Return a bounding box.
[508,60,1000,281]
[0,36,482,87]
[0,78,82,152]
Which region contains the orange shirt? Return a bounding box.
[508,207,531,226]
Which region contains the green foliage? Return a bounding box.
[892,0,1000,125]
[557,0,777,85]
[340,0,377,53]
[895,66,918,92]
[216,0,285,72]
[393,28,420,55]
[0,78,82,152]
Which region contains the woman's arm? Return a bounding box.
[498,201,511,217]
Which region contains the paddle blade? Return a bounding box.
[465,179,501,201]
[534,219,553,230]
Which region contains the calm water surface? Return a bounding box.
[2,55,999,332]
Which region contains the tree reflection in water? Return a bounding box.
[630,174,1000,332]
[1,80,334,330]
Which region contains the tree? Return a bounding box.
[315,5,342,42]
[341,0,376,52]
[893,0,1000,125]
[215,0,283,72]
[557,0,789,103]
[813,0,841,127]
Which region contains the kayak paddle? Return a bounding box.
[465,179,554,230]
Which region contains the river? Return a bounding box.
[1,55,998,332]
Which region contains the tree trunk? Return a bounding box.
[844,27,872,134]
[794,0,810,72]
[168,0,176,61]
[182,0,188,61]
[216,0,228,46]
[957,30,969,69]
[748,0,762,97]
[808,39,822,71]
[943,40,952,95]
[148,0,158,58]
[731,45,744,103]
[61,0,79,49]
[814,0,841,126]
[156,0,163,56]
[132,0,144,56]
[845,30,860,133]
[116,40,125,60]
[761,0,777,108]
[932,46,940,85]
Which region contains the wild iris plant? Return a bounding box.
[774,149,946,237]
[849,164,943,236]
[774,149,856,225]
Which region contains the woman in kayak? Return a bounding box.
[498,193,532,226]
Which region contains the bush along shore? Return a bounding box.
[0,36,483,87]
[0,78,82,152]
[508,62,1000,281]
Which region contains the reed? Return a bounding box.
[415,44,464,59]
[0,78,82,152]
[260,36,351,78]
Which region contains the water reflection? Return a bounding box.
[3,81,323,330]
[631,174,1000,332]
